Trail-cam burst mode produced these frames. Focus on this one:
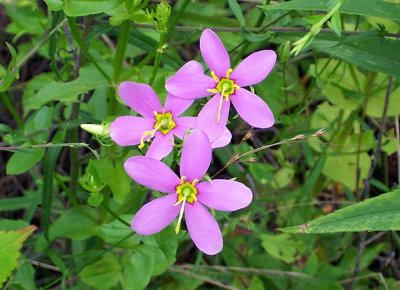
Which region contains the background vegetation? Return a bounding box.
[1,0,400,289]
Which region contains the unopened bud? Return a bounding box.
[80,124,110,137]
[243,130,255,142]
[292,134,306,140]
[246,157,257,163]
[313,128,325,137]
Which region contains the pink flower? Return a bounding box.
[166,28,276,134]
[110,81,195,160]
[124,130,252,255]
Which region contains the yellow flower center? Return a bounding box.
[138,111,176,149]
[174,176,199,234]
[207,69,240,123]
[155,112,176,135]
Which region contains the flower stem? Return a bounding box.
[148,32,167,86]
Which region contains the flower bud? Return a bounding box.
[80,123,110,137]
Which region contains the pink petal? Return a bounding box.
[185,202,223,255]
[200,29,230,78]
[124,156,180,194]
[118,82,163,117]
[231,50,277,87]
[180,130,211,182]
[164,94,194,117]
[131,194,179,235]
[231,89,275,128]
[165,72,215,100]
[210,127,232,149]
[110,116,154,146]
[196,94,230,141]
[175,60,205,75]
[146,134,174,160]
[197,179,252,211]
[173,117,197,139]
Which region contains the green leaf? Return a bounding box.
[93,159,131,204]
[280,189,400,234]
[23,65,110,110]
[121,245,155,290]
[0,225,36,288]
[322,152,370,190]
[44,0,63,11]
[310,35,400,80]
[49,206,99,240]
[0,219,29,231]
[80,253,121,290]
[264,0,400,22]
[329,11,342,37]
[142,226,178,275]
[228,0,245,27]
[98,215,140,248]
[6,147,45,175]
[261,233,304,263]
[63,0,125,16]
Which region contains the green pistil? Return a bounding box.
[217,79,236,98]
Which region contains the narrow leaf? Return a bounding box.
[280,189,400,234]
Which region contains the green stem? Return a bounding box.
[148,32,167,85]
[68,102,80,206]
[232,11,265,66]
[0,92,23,128]
[67,17,112,83]
[113,20,131,83]
[101,203,130,227]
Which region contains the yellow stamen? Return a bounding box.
[138,111,176,149]
[210,71,220,82]
[174,177,199,234]
[207,69,241,124]
[138,124,162,149]
[216,87,226,123]
[175,196,187,234]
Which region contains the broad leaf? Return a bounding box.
[6,147,45,175]
[280,189,400,234]
[0,225,36,288]
[63,0,124,16]
[23,65,110,110]
[310,35,400,80]
[49,206,100,240]
[121,245,155,290]
[80,253,121,290]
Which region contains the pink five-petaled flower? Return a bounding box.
[110,81,195,160]
[124,130,252,255]
[166,28,276,133]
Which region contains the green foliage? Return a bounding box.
[1,0,400,289]
[6,147,45,175]
[281,189,400,233]
[80,253,122,290]
[0,226,36,287]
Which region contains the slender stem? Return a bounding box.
[68,103,80,206]
[212,129,324,178]
[0,142,99,159]
[132,23,400,38]
[351,76,393,286]
[169,267,239,290]
[113,20,131,83]
[67,17,112,83]
[10,19,67,74]
[101,203,130,227]
[148,32,167,85]
[231,11,265,65]
[395,116,400,186]
[0,92,23,128]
